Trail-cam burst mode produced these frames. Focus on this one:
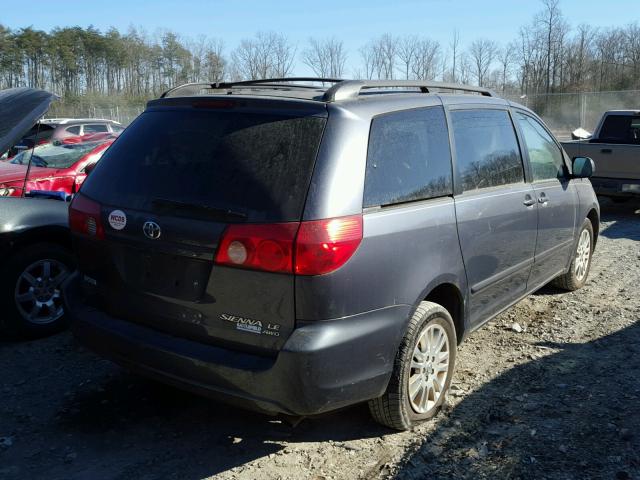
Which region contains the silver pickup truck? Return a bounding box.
[562,110,640,200]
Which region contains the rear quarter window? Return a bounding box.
[599,115,640,144]
[364,106,453,208]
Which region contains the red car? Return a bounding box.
[0,140,113,197]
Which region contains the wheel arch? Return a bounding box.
[586,208,599,246]
[4,226,72,260]
[421,281,466,345]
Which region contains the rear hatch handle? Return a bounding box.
[151,198,248,221]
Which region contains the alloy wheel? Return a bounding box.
[408,323,451,414]
[574,229,591,282]
[14,259,69,325]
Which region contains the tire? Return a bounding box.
[369,301,457,431]
[551,218,594,291]
[0,243,74,339]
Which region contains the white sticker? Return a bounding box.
[108,210,127,230]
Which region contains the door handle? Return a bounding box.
[523,195,535,207]
[538,193,549,204]
[601,148,612,154]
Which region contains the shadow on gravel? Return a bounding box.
[531,284,565,297]
[37,368,387,479]
[393,321,640,479]
[599,197,640,241]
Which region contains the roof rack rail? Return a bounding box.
[160,78,497,101]
[161,78,344,98]
[322,80,496,102]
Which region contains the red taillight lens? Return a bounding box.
[295,215,363,275]
[214,215,363,275]
[69,194,104,239]
[214,223,298,273]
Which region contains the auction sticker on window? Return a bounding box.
[108,210,127,230]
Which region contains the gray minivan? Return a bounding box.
[63,79,599,430]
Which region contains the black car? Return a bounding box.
[0,87,74,338]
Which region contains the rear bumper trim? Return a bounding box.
[63,272,410,416]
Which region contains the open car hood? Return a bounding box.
[0,88,57,156]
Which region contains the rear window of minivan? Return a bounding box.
[81,109,326,222]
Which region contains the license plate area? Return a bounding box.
[621,183,640,193]
[120,247,211,301]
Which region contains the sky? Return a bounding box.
[0,0,635,75]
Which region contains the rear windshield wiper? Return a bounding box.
[151,198,247,221]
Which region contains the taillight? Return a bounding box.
[214,214,363,276]
[69,194,104,239]
[295,215,362,275]
[214,223,298,273]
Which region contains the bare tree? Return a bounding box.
[231,32,295,80]
[412,39,441,80]
[378,34,398,79]
[359,34,398,79]
[397,35,419,79]
[204,38,225,81]
[469,38,498,86]
[302,37,347,78]
[537,0,564,93]
[359,42,378,79]
[563,24,593,90]
[272,34,296,77]
[458,52,472,84]
[188,36,225,82]
[624,22,640,89]
[498,42,517,91]
[450,29,460,83]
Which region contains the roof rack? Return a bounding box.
[160,78,497,101]
[160,78,344,98]
[322,80,496,102]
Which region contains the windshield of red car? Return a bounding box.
[10,142,101,169]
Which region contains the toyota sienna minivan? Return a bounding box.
[64,78,599,430]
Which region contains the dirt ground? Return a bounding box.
[1,198,639,480]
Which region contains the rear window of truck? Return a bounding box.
[599,115,640,144]
[81,109,326,222]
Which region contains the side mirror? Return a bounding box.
[572,157,595,178]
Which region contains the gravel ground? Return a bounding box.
[1,198,639,480]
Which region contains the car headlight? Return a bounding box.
[0,187,16,196]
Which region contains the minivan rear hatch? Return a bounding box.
[75,98,327,354]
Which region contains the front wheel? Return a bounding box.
[552,219,594,291]
[369,301,457,431]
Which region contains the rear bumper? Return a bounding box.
[63,273,410,416]
[591,177,640,197]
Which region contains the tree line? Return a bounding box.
[1,0,639,104]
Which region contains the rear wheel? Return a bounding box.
[552,219,594,291]
[0,243,74,338]
[369,301,456,431]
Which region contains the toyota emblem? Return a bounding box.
[143,221,161,240]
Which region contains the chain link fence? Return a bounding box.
[506,90,640,140]
[46,103,146,126]
[44,90,640,139]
